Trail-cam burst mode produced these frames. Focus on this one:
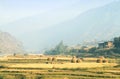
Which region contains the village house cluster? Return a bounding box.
[98,41,114,49]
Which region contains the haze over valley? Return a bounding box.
[0,0,120,52]
[0,1,120,79]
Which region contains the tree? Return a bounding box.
[54,40,66,55]
[114,37,120,48]
[44,41,67,55]
[88,47,97,53]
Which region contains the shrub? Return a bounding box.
[14,74,26,79]
[0,76,3,79]
[35,76,43,79]
[0,65,5,68]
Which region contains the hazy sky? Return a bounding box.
[0,0,115,26]
[0,0,119,51]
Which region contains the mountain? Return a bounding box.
[47,0,120,41]
[26,1,120,50]
[0,31,24,55]
[1,1,120,51]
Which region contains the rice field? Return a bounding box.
[0,55,119,79]
[7,63,117,69]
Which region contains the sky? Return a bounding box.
[0,0,118,51]
[0,0,115,26]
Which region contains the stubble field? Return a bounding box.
[0,55,119,79]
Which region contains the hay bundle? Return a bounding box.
[97,56,108,63]
[103,59,108,63]
[47,57,52,61]
[46,57,52,64]
[96,59,103,63]
[52,57,57,62]
[71,56,77,63]
[76,58,82,63]
[80,58,84,61]
[73,56,76,58]
[99,56,105,60]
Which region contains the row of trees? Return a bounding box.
[45,41,67,55]
[44,41,90,56]
[45,36,120,57]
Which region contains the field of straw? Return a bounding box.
[8,63,117,69]
[0,55,119,79]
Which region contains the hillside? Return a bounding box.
[29,1,120,50]
[0,31,24,55]
[43,0,120,42]
[1,1,120,51]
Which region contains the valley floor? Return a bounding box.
[0,55,119,79]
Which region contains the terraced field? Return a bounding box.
[0,66,120,79]
[0,56,119,79]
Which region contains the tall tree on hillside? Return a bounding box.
[55,40,66,55]
[114,37,120,48]
[44,40,67,55]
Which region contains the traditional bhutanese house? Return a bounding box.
[98,42,105,49]
[98,41,114,49]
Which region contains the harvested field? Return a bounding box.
[0,56,119,79]
[8,63,117,69]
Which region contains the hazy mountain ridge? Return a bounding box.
[0,31,24,55]
[1,1,120,51]
[30,1,120,50]
[50,1,120,41]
